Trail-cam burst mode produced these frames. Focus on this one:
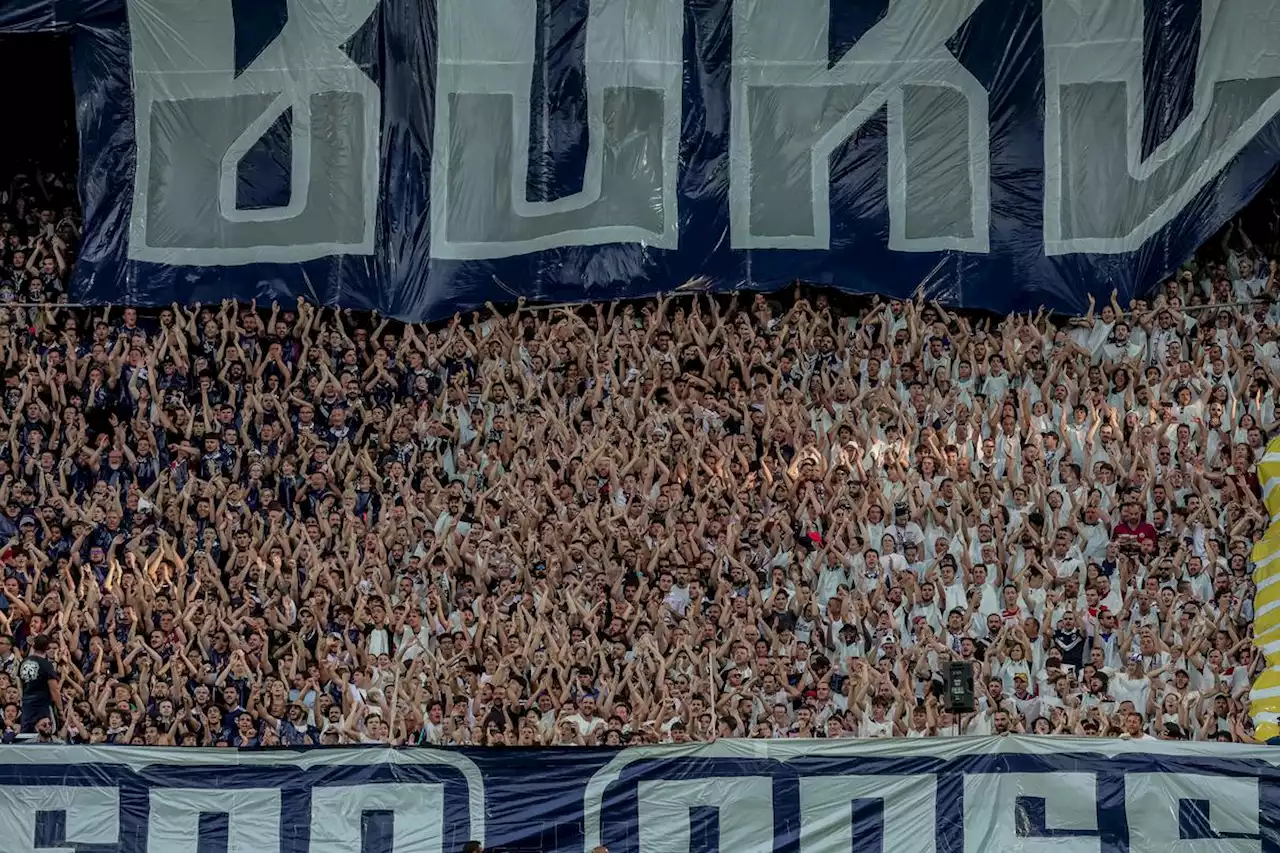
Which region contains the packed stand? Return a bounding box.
[0,170,1272,747]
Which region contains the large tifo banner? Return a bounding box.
[8,1,1280,319]
[2,738,1280,852]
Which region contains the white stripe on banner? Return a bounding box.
[1258,572,1280,594]
[1264,476,1280,502]
[1254,545,1280,574]
[0,741,1276,853]
[1256,597,1280,621]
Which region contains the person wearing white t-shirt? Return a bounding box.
[1078,506,1110,562]
[395,611,433,661]
[563,695,607,740]
[858,706,895,738]
[1046,528,1084,582]
[1109,655,1153,715]
[1119,711,1150,740]
[815,560,850,608]
[1094,575,1123,614]
[1089,608,1124,671]
[1099,322,1143,363]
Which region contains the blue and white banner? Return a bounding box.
[7,1,1280,318]
[2,737,1279,852]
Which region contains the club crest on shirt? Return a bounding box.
[18,659,38,685]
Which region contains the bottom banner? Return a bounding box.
[0,737,1277,852]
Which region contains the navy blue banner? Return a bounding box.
[6,0,1280,319]
[1,739,1279,852]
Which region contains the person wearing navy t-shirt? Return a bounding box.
[19,634,60,733]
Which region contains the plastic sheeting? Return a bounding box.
[2,737,1279,852]
[8,1,1280,319]
[0,4,52,32]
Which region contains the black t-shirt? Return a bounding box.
[19,654,56,724]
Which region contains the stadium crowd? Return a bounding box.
[0,171,1273,748]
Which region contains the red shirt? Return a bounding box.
[1112,521,1157,547]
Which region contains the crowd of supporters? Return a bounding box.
[0,168,1272,746]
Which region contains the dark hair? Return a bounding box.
[31,634,51,652]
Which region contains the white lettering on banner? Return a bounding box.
[430,0,683,260]
[1044,0,1280,255]
[2,744,1278,853]
[797,775,937,853]
[729,0,991,254]
[126,0,381,266]
[1125,774,1261,853]
[310,784,446,853]
[118,0,1280,270]
[147,788,282,853]
[962,773,1101,853]
[637,777,773,853]
[579,742,1280,853]
[0,785,120,853]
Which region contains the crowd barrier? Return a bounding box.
[1,737,1277,852]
